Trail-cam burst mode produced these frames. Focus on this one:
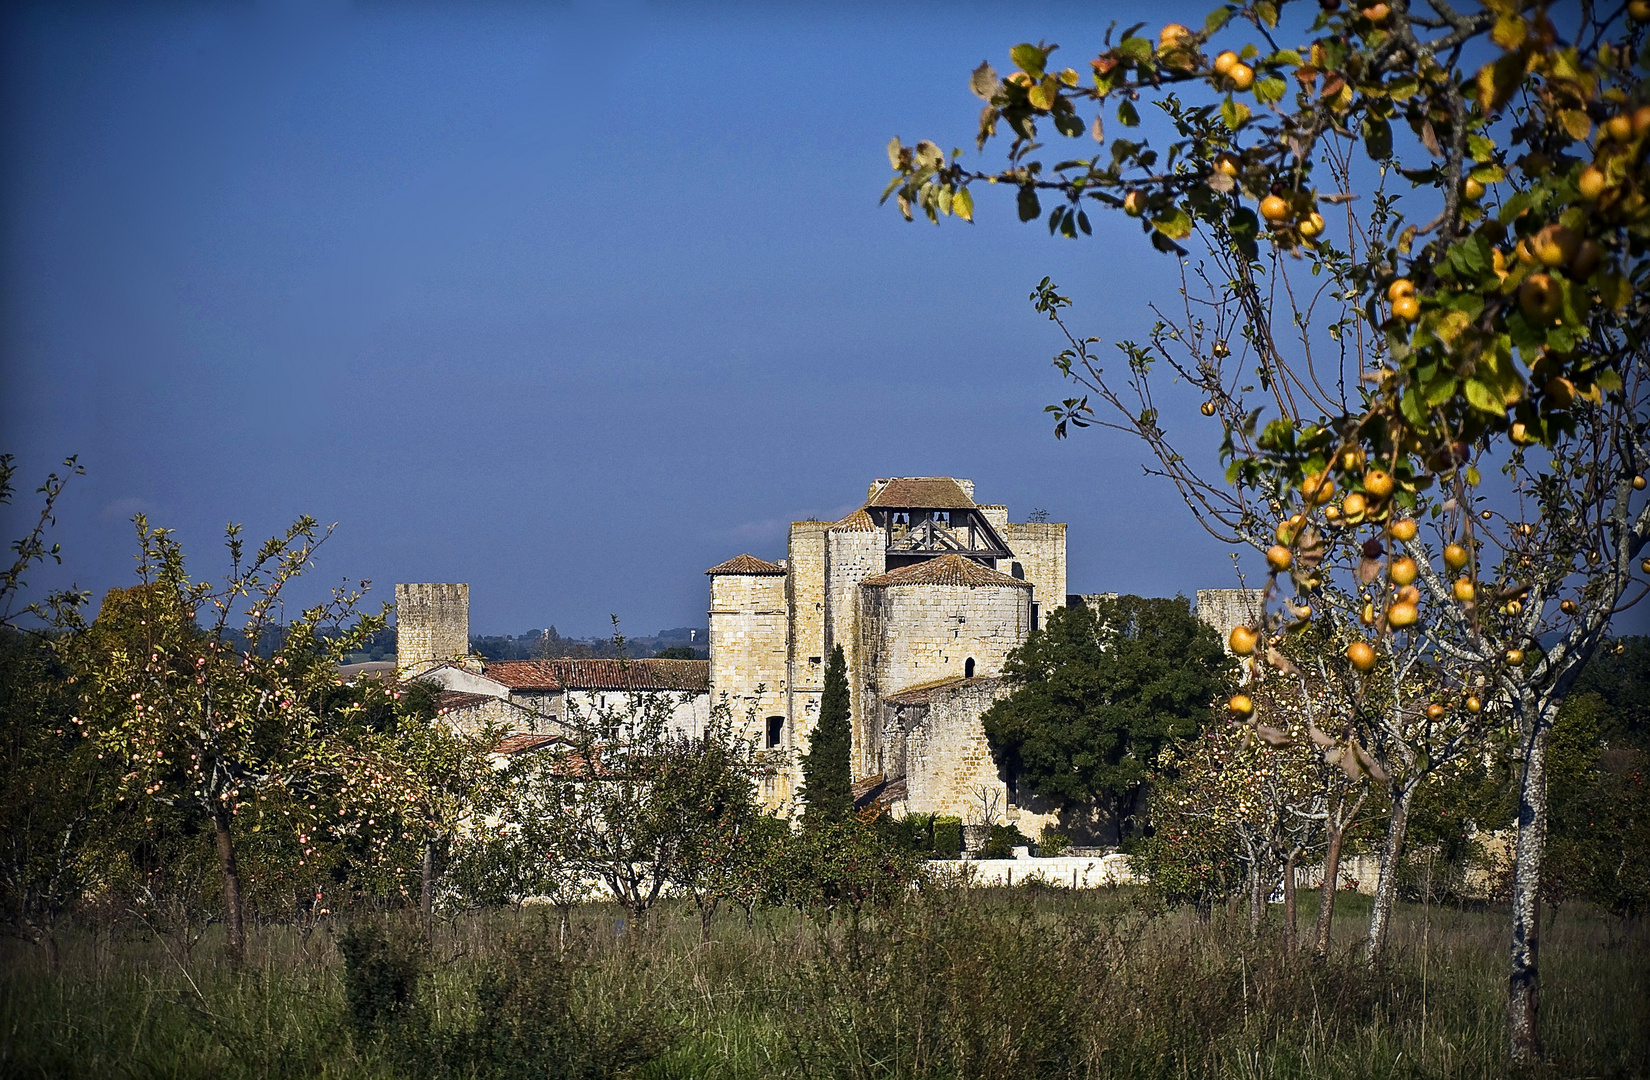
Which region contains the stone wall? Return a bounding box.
[562,688,710,739]
[439,695,554,738]
[859,580,1029,777]
[395,583,469,679]
[825,524,883,768]
[875,677,1011,821]
[1196,588,1265,652]
[708,572,789,744]
[999,523,1067,625]
[785,523,828,754]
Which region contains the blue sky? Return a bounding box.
[8,1,1603,640]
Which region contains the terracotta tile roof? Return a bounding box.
[830,507,877,532]
[867,477,976,509]
[859,553,1031,590]
[483,657,709,693]
[704,553,787,576]
[542,658,709,692]
[852,773,909,810]
[482,661,564,692]
[490,732,565,755]
[883,677,967,706]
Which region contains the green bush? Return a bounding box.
[932,816,962,858]
[1038,832,1071,858]
[337,921,422,1040]
[981,824,1031,860]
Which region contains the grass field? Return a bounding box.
[1,886,1644,1079]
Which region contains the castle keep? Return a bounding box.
[396,475,1246,837]
[705,477,1064,822]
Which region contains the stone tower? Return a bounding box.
[394,583,470,679]
[705,555,789,747]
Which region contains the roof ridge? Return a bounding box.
[830,506,877,532]
[705,553,787,576]
[859,552,1031,589]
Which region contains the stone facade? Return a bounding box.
[705,478,1064,824]
[872,677,1012,820]
[395,583,471,679]
[1196,588,1265,652]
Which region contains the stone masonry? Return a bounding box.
[395,583,470,679]
[705,478,1063,823]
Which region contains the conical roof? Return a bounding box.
[704,553,786,576]
[859,553,1030,589]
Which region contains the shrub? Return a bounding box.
[981,823,1031,860]
[1038,832,1070,858]
[337,921,423,1041]
[932,816,962,859]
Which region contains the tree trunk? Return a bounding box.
[697,894,719,944]
[1365,782,1416,964]
[211,806,245,965]
[420,837,436,945]
[1509,724,1549,1064]
[1282,849,1299,953]
[1314,821,1345,957]
[1247,856,1266,937]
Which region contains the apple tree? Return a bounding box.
[883,0,1649,1060]
[56,515,385,962]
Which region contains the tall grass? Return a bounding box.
[1,887,1643,1079]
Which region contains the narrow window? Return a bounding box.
[766,715,784,748]
[965,657,976,679]
[1011,562,1025,579]
[1031,603,1040,632]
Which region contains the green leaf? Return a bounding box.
[1467,133,1496,161]
[1255,0,1279,27]
[1362,117,1392,161]
[954,186,975,222]
[1255,76,1288,105]
[1117,36,1152,64]
[1117,99,1140,126]
[1268,49,1302,65]
[1018,185,1042,222]
[1220,99,1251,130]
[1205,5,1235,33]
[1464,379,1503,416]
[1153,207,1194,240]
[1387,75,1421,100]
[1010,43,1048,78]
[887,137,903,170]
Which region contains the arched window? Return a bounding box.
[965,657,976,679]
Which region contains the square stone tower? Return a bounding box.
[395,583,470,679]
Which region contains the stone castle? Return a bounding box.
[397,477,1257,838]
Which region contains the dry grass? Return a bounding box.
[1,886,1643,1079]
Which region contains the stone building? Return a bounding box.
[394,583,471,679]
[393,585,710,739]
[705,477,1065,827]
[1196,588,1265,653]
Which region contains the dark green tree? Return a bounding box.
[983,596,1231,824]
[801,645,852,824]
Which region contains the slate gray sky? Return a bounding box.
[8,1,1630,639]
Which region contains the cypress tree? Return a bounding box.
[801,644,852,823]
